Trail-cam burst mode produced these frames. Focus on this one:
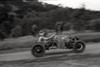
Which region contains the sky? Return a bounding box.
[39,0,100,11]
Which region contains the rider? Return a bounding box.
[38,30,55,43]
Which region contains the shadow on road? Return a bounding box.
[45,50,74,56]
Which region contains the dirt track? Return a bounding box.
[1,43,100,67]
[0,43,100,61]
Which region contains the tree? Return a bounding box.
[10,25,22,38]
[1,20,14,37]
[89,19,100,31]
[0,30,6,40]
[73,20,86,31]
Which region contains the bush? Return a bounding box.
[10,25,22,38]
[0,30,6,40]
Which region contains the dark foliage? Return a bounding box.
[0,0,100,39]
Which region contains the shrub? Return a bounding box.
[10,25,22,38]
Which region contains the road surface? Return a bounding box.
[0,43,100,61]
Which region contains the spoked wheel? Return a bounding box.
[31,45,45,57]
[73,41,86,53]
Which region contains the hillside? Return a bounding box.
[0,0,100,39]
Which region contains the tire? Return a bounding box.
[31,45,45,57]
[73,41,86,53]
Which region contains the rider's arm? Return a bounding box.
[38,34,55,42]
[38,37,42,42]
[38,36,48,42]
[48,34,55,39]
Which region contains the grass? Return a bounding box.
[0,36,38,50]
